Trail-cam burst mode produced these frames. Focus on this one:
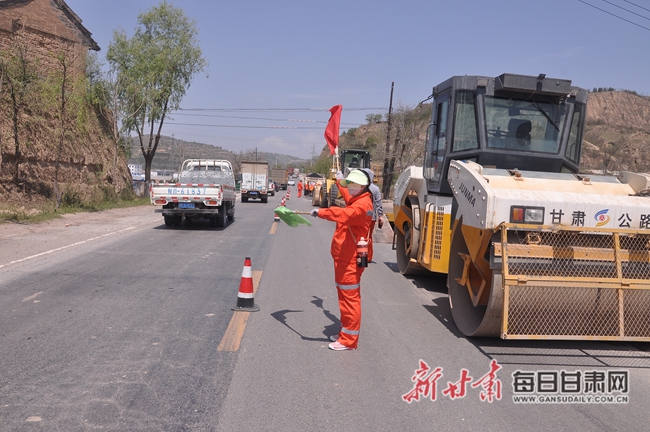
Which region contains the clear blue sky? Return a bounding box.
[65,0,650,160]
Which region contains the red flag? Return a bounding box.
[324,105,342,155]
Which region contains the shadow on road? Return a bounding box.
[270,296,339,342]
[151,218,234,231]
[421,294,650,369]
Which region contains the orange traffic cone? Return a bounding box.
[280,196,286,207]
[232,257,260,312]
[285,188,291,200]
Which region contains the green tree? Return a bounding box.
[87,52,140,187]
[46,44,85,206]
[365,113,383,124]
[0,26,39,182]
[106,1,207,184]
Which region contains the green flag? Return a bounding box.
[274,206,312,227]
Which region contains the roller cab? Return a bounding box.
[393,73,650,340]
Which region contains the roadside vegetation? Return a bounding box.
[0,192,150,224]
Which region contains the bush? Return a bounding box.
[62,187,83,207]
[100,185,119,203]
[119,186,136,201]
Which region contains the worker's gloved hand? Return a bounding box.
[310,209,319,217]
[336,171,343,180]
[378,218,384,229]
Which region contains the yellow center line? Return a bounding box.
[269,220,279,234]
[217,270,262,352]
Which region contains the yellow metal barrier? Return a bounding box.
[498,224,650,340]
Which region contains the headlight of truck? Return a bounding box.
[510,206,545,224]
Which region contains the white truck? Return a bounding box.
[150,159,236,228]
[271,169,288,190]
[240,161,269,203]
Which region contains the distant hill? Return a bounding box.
[581,91,650,173]
[127,136,309,172]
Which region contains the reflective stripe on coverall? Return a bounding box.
[317,180,373,349]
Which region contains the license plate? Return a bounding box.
[249,191,257,195]
[178,202,195,209]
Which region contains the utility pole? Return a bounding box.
[171,133,175,171]
[381,82,395,197]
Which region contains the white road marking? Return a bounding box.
[0,225,137,269]
[22,292,43,302]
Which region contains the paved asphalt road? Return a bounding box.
[1,192,650,431]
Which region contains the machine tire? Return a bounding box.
[320,189,329,208]
[395,197,424,275]
[172,215,182,227]
[447,220,502,337]
[329,184,339,207]
[262,196,268,204]
[227,202,235,221]
[312,185,321,206]
[164,215,173,227]
[241,196,248,203]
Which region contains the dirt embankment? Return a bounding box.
[0,107,133,208]
[586,91,650,129]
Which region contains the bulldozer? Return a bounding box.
[313,149,371,208]
[393,73,650,340]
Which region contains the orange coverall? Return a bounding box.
[297,181,303,198]
[317,181,373,349]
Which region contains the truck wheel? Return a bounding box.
[172,215,182,227]
[241,196,248,203]
[227,202,235,221]
[209,216,217,227]
[262,197,268,203]
[216,208,227,227]
[164,215,173,227]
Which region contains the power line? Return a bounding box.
[577,0,650,31]
[176,107,387,112]
[166,122,324,130]
[170,111,359,126]
[601,0,650,21]
[622,0,650,14]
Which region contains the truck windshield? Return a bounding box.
[484,96,567,154]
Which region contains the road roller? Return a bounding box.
[392,73,650,340]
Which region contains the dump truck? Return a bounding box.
[240,161,269,203]
[313,149,371,208]
[272,169,288,190]
[393,73,650,341]
[150,159,236,228]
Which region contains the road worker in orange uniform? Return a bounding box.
[310,169,373,350]
[297,180,303,198]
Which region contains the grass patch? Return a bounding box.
[0,197,151,225]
